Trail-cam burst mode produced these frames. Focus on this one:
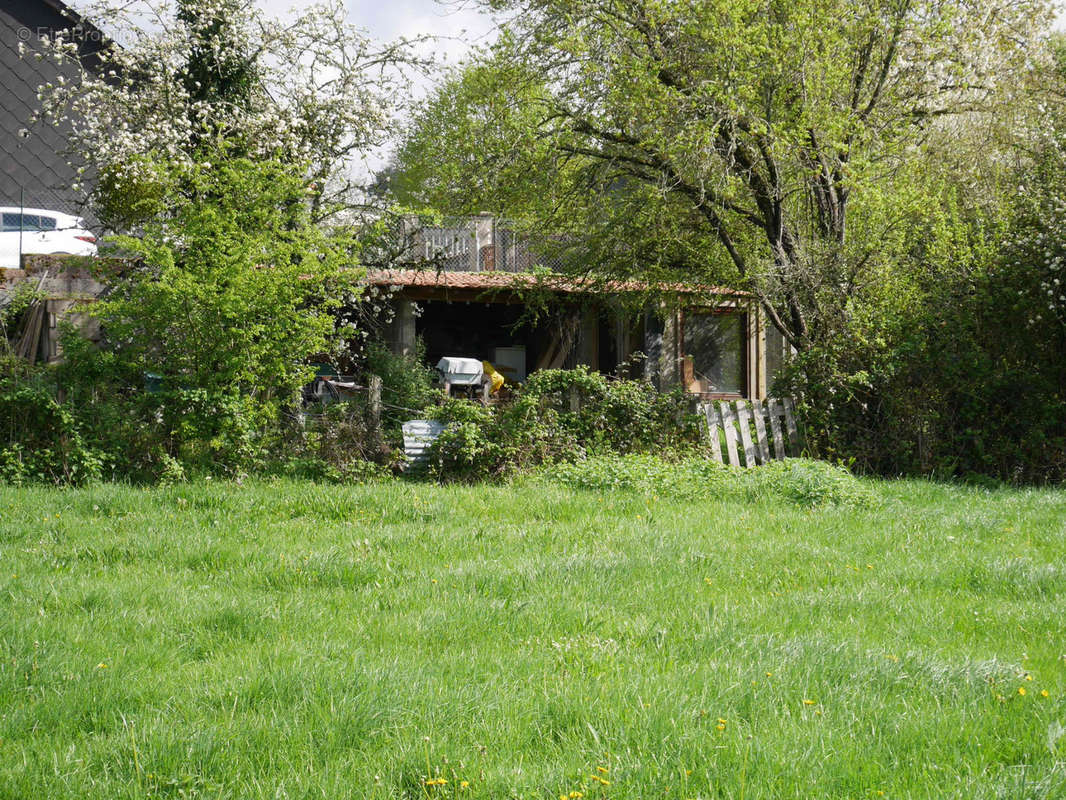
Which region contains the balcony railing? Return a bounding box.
[402,214,564,274]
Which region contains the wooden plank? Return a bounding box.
[703,403,723,463]
[783,398,800,456]
[767,398,786,460]
[735,400,756,468]
[750,399,771,465]
[368,374,383,445]
[719,401,740,467]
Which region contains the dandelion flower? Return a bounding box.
[1018,687,1027,696]
[1041,690,1049,698]
[596,766,608,774]
[803,699,816,705]
[716,723,725,731]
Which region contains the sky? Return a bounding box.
[271,0,498,68]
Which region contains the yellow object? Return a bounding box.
[482,360,505,394]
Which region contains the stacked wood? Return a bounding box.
[12,270,51,364]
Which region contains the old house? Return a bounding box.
[368,216,787,400]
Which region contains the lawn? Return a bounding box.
[1,472,1064,798]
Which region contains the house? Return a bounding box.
[1,0,105,212]
[368,216,787,400]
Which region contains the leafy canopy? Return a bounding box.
[95,150,359,403]
[396,0,1052,349]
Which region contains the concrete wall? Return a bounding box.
[2,253,106,361]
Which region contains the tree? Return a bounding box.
[395,0,1053,352]
[94,149,357,403]
[33,0,424,224]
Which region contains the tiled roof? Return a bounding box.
[362,269,747,298]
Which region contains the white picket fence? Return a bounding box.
[700,398,801,467]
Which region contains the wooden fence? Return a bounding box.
[700,398,802,467]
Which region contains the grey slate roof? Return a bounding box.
[0,0,105,218]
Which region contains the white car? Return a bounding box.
[0,207,97,268]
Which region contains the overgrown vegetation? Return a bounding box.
[423,367,702,482]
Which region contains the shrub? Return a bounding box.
[0,380,103,485]
[420,370,703,482]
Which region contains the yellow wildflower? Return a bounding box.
[460,781,469,789]
[596,766,608,774]
[1018,687,1027,696]
[1041,690,1050,698]
[803,699,816,705]
[715,723,725,731]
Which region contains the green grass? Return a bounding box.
[1,471,1065,799]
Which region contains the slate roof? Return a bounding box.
[0,0,106,216]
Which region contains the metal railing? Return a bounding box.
[400,214,566,274]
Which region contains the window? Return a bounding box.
[0,213,57,232]
[685,311,744,394]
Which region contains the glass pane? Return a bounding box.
[22,215,41,231]
[1,213,21,232]
[686,311,743,394]
[37,215,57,231]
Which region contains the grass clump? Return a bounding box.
[540,454,874,507]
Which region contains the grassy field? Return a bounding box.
[1,471,1064,799]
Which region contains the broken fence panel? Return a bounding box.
[700,398,800,467]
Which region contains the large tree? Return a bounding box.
[33,0,424,224]
[396,0,1053,351]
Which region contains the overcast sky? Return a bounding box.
[269,0,498,67]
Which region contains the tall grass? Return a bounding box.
[1,473,1064,798]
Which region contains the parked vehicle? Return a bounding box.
[0,207,97,268]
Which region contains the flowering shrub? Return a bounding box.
[33,0,421,223]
